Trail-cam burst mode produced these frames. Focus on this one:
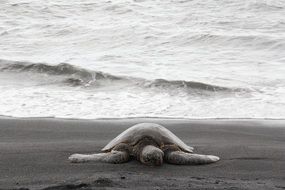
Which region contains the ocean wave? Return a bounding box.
[0,60,240,92]
[246,1,284,11]
[176,33,285,50]
[143,79,230,92]
[0,59,123,86]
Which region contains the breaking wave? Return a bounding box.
[0,59,122,86]
[0,59,241,93]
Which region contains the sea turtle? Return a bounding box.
[68,123,219,166]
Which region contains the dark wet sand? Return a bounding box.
[0,117,284,190]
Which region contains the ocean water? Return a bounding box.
[0,0,285,119]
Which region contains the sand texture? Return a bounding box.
[0,117,284,190]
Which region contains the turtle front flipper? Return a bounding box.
[69,143,130,164]
[69,150,129,164]
[69,153,106,163]
[164,151,219,165]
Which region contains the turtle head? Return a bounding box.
[140,145,164,166]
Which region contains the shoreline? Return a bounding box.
[0,117,284,189]
[2,114,285,120]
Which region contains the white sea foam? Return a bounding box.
[0,0,284,119]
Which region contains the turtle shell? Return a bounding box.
[102,123,194,153]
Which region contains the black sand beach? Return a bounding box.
[0,117,284,190]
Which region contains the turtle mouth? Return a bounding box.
[143,153,163,166]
